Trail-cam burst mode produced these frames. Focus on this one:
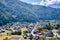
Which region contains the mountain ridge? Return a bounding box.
[0,0,60,26]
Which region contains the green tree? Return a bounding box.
[57,30,60,35]
[23,30,28,36]
[11,30,22,35]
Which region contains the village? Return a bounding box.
[0,20,60,40]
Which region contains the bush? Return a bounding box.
[3,37,9,40]
[39,36,46,40]
[11,30,21,35]
[57,37,60,40]
[37,28,42,32]
[57,30,60,35]
[23,30,28,36]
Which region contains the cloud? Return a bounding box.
[40,0,60,6]
[20,0,60,6]
[31,2,39,5]
[20,0,40,5]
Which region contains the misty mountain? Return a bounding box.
[0,0,60,25]
[40,0,60,8]
[49,3,60,8]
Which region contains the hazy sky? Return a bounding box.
[20,0,41,5]
[20,0,60,6]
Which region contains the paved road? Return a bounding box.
[31,22,38,36]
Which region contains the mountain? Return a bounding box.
[40,0,60,8]
[49,3,60,8]
[0,0,60,26]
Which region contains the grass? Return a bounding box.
[0,36,12,40]
[0,35,60,40]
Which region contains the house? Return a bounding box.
[44,32,53,37]
[52,29,59,37]
[38,31,44,35]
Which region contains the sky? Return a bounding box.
[20,0,60,6]
[20,0,60,8]
[20,0,41,5]
[40,0,60,6]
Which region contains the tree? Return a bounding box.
[11,30,22,35]
[46,23,52,30]
[23,30,28,36]
[57,30,60,35]
[56,24,60,29]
